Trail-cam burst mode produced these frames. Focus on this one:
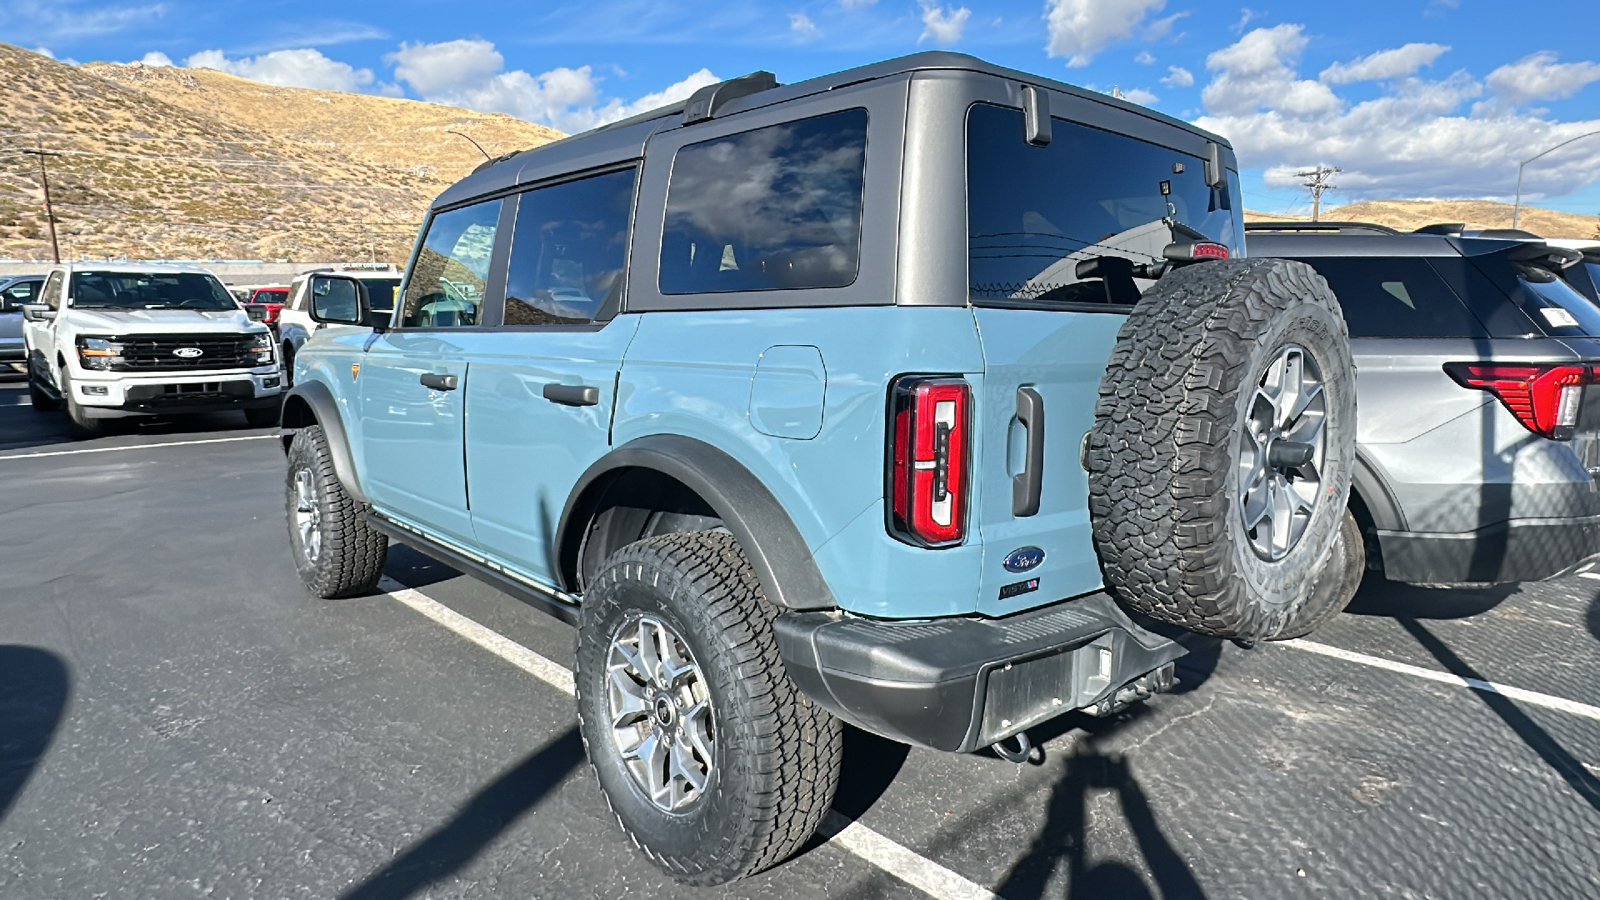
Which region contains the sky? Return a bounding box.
[5,0,1600,219]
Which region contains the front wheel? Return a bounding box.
[28,369,58,412]
[575,532,841,885]
[62,374,109,439]
[284,425,387,598]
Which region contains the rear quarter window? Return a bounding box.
[1285,256,1489,338]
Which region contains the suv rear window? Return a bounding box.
[659,108,868,294]
[1514,267,1600,337]
[966,103,1242,305]
[1285,257,1489,338]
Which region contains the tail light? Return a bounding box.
[1444,362,1594,441]
[888,376,970,547]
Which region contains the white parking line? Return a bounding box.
[1284,639,1600,723]
[0,433,275,461]
[1580,572,1600,582]
[375,577,1001,900]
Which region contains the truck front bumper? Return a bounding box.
[774,592,1185,753]
[71,370,282,417]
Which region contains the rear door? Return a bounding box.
[964,103,1244,616]
[463,167,640,584]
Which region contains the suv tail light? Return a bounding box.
[1444,362,1595,441]
[888,376,970,547]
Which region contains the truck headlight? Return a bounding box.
[247,332,275,365]
[77,337,123,370]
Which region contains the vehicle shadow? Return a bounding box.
[339,726,584,900]
[1588,593,1600,647]
[0,380,267,454]
[1401,618,1600,813]
[1345,571,1516,620]
[0,645,71,825]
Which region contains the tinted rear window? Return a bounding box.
[1514,268,1600,337]
[1286,257,1488,338]
[659,108,868,294]
[967,103,1242,305]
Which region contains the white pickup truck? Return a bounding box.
[22,263,283,438]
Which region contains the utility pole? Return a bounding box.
[1296,164,1341,222]
[20,139,62,263]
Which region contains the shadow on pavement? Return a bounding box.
[382,545,465,593]
[0,645,70,825]
[994,730,1208,900]
[1346,573,1515,620]
[830,725,911,822]
[339,726,584,900]
[1401,618,1600,813]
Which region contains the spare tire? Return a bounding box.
[1086,258,1355,640]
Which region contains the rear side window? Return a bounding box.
[1288,257,1488,338]
[1514,267,1600,337]
[659,108,868,294]
[504,168,636,325]
[402,199,501,328]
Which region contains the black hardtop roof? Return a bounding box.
[432,51,1232,211]
[1247,228,1534,259]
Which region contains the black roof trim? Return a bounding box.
[1413,223,1467,235]
[1245,221,1400,235]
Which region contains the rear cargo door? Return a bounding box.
[971,308,1124,616]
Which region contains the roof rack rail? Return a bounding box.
[1244,221,1400,235]
[1412,223,1466,235]
[682,71,779,125]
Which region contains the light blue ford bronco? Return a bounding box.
[279,53,1357,884]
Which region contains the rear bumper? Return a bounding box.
[1377,515,1600,585]
[774,592,1185,753]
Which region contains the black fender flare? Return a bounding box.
[278,380,367,504]
[557,435,836,611]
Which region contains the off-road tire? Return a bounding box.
[575,531,842,885]
[244,405,280,428]
[281,343,295,387]
[1087,258,1356,640]
[62,373,109,439]
[28,369,58,412]
[285,425,386,598]
[1271,508,1365,640]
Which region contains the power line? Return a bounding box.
[1296,164,1341,222]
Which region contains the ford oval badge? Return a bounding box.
[1003,546,1045,573]
[173,347,204,358]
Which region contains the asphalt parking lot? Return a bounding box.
[2,367,1599,900]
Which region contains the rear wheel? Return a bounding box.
[1087,258,1357,640]
[285,425,386,598]
[575,531,841,885]
[1271,508,1365,640]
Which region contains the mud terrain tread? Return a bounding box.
[576,531,841,885]
[286,425,386,598]
[1087,258,1354,639]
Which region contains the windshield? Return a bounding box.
[967,102,1242,306]
[70,272,238,311]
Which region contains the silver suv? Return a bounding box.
[1250,223,1600,586]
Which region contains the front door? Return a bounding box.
[358,197,502,545]
[464,167,640,584]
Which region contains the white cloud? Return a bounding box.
[789,12,820,39]
[388,40,718,133]
[1161,65,1193,87]
[1122,87,1158,105]
[185,48,374,92]
[1486,51,1600,104]
[1193,26,1600,202]
[1232,7,1256,34]
[33,46,53,58]
[1321,43,1450,84]
[918,2,970,46]
[1045,0,1166,67]
[137,51,172,66]
[1201,24,1339,117]
[0,1,167,42]
[839,0,876,7]
[1143,11,1187,41]
[1134,50,1155,65]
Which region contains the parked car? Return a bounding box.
[240,285,291,327]
[1248,222,1600,587]
[275,268,399,378]
[1,274,46,365]
[279,53,1359,884]
[21,263,283,437]
[1541,238,1600,304]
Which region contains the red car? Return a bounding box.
[242,286,290,325]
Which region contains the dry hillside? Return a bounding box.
[1245,199,1599,239]
[0,43,561,263]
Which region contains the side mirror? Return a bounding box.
[21,304,56,322]
[308,276,380,330]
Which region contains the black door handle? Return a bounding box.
[543,383,599,407]
[1013,386,1045,517]
[420,372,458,391]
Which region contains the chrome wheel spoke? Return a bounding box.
[606,614,714,813]
[1239,344,1329,561]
